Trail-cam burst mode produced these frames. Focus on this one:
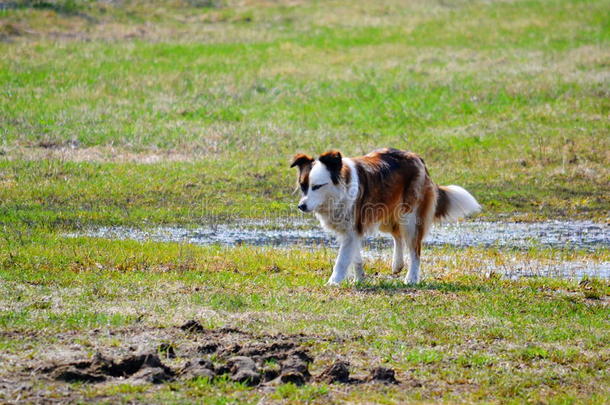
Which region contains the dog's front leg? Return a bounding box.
[327,233,358,285]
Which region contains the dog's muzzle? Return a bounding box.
[298,203,308,212]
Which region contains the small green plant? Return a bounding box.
[456,353,494,368]
[20,0,84,14]
[187,0,223,8]
[519,345,549,361]
[579,278,608,300]
[272,383,329,401]
[405,349,444,365]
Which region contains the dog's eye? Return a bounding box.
[300,183,308,194]
[311,183,327,191]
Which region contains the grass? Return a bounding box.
[1,0,609,224]
[0,0,609,403]
[0,233,608,403]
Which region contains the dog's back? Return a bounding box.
[351,148,432,235]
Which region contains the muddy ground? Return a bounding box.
[72,220,610,251]
[0,321,402,403]
[69,220,610,279]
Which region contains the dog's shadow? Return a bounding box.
[352,277,486,294]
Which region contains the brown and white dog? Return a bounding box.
[291,148,480,285]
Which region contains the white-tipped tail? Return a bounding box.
[436,185,481,222]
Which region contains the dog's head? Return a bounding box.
[290,150,344,213]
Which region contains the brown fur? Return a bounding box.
[290,153,314,194]
[412,182,437,257]
[340,161,351,187]
[434,186,450,219]
[350,148,434,237]
[318,150,343,184]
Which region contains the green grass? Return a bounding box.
[0,0,609,403]
[1,0,609,225]
[0,233,608,403]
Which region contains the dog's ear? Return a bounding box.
[318,150,343,184]
[290,153,314,169]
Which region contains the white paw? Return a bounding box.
[349,277,364,284]
[404,277,419,285]
[326,279,341,286]
[352,267,365,283]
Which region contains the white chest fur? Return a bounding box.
[315,158,359,237]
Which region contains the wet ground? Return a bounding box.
[68,219,610,279]
[71,219,609,250]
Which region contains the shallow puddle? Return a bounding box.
[72,220,609,250]
[68,220,610,279]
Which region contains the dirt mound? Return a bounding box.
[45,323,314,387]
[278,354,312,385]
[227,356,261,386]
[316,361,401,385]
[180,319,205,332]
[158,342,176,358]
[42,321,399,389]
[49,352,174,384]
[317,360,351,384]
[180,358,215,380]
[368,367,399,384]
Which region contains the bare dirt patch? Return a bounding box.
[316,360,399,385]
[38,322,318,388]
[48,352,174,384]
[4,321,401,402]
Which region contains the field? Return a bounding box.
[1,0,609,403]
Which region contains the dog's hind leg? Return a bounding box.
[405,238,421,285]
[404,189,435,284]
[327,233,360,285]
[351,241,365,282]
[403,212,421,284]
[391,229,405,275]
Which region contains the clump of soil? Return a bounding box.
[278,353,312,385]
[368,366,399,384]
[317,360,351,384]
[180,319,205,332]
[180,358,215,380]
[316,361,401,385]
[42,321,399,389]
[51,365,106,384]
[45,323,314,387]
[158,342,176,359]
[227,356,261,386]
[48,352,174,384]
[198,342,219,354]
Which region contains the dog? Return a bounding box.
[291,148,480,285]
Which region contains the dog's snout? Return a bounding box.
[298,203,308,212]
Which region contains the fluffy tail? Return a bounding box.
[435,185,481,222]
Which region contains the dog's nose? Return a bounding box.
[298,203,308,212]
